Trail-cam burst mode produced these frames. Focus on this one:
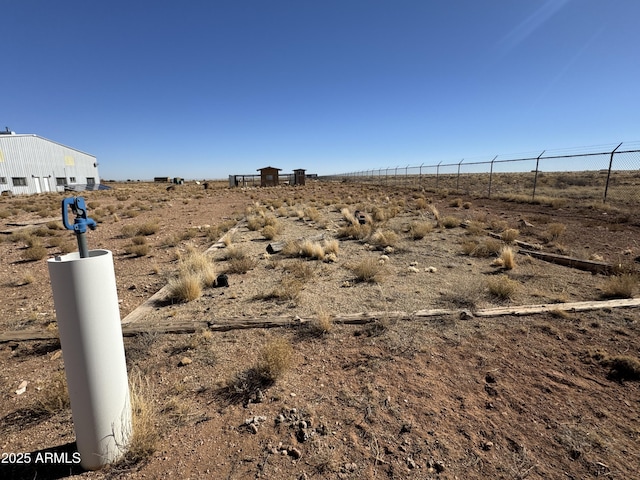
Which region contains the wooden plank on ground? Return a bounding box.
[2,298,638,343]
[519,249,615,274]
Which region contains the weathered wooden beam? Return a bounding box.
[519,248,615,274]
[3,298,638,343]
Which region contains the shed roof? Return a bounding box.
[257,166,282,172]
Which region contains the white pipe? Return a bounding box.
[48,249,131,470]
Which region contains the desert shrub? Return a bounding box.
[462,238,502,257]
[369,229,399,248]
[349,258,385,283]
[323,238,340,255]
[605,356,640,381]
[281,240,302,257]
[167,272,202,302]
[449,198,463,208]
[257,338,293,381]
[262,225,278,240]
[227,256,257,274]
[35,371,69,415]
[493,246,516,270]
[442,216,461,229]
[137,221,160,236]
[121,373,160,465]
[543,222,566,242]
[337,223,371,240]
[285,260,317,281]
[415,198,428,210]
[601,274,637,299]
[309,310,334,335]
[246,215,264,231]
[487,275,519,300]
[263,277,305,302]
[303,206,321,222]
[125,243,150,257]
[501,228,520,243]
[300,239,325,260]
[22,244,48,261]
[0,209,10,219]
[409,221,433,240]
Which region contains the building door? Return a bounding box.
[42,177,50,192]
[34,177,42,194]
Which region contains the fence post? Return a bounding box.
[488,155,498,198]
[436,161,442,189]
[532,150,545,201]
[604,143,622,203]
[456,159,463,191]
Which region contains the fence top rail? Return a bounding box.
[329,148,640,176]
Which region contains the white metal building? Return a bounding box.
[0,130,100,195]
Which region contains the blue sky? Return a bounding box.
[3,1,639,180]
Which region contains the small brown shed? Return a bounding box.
[293,169,306,186]
[258,166,281,187]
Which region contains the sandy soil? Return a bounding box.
[1,181,639,479]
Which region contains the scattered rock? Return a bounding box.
[460,310,474,320]
[426,266,437,273]
[288,447,302,460]
[384,246,394,254]
[434,460,445,472]
[485,372,497,383]
[15,380,28,395]
[407,266,420,273]
[409,261,419,266]
[179,357,192,366]
[482,441,494,451]
[407,457,417,469]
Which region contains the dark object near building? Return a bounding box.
[154,177,171,183]
[215,274,229,287]
[258,166,281,187]
[354,210,367,225]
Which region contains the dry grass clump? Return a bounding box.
[492,246,516,270]
[125,242,150,257]
[449,197,463,208]
[587,350,640,381]
[409,221,433,240]
[227,256,257,274]
[309,310,334,335]
[121,221,160,238]
[22,243,48,261]
[167,273,202,302]
[415,197,429,210]
[35,371,70,415]
[300,239,325,260]
[285,260,317,281]
[281,240,302,257]
[303,206,321,222]
[543,222,567,242]
[246,215,265,231]
[465,220,486,236]
[487,275,519,300]
[337,223,372,240]
[368,229,399,248]
[268,277,305,301]
[501,228,520,243]
[262,225,278,240]
[461,238,503,257]
[341,207,358,225]
[167,249,218,301]
[349,257,386,283]
[441,216,461,229]
[257,337,293,381]
[600,274,637,299]
[323,238,340,255]
[121,373,160,465]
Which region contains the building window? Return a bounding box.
[87,177,95,185]
[69,177,76,183]
[12,177,27,186]
[56,177,67,186]
[0,177,6,184]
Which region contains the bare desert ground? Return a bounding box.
[1,180,639,479]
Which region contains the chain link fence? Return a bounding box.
[320,145,640,208]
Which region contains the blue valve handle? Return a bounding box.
[62,197,97,258]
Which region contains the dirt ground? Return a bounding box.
[1,181,639,479]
